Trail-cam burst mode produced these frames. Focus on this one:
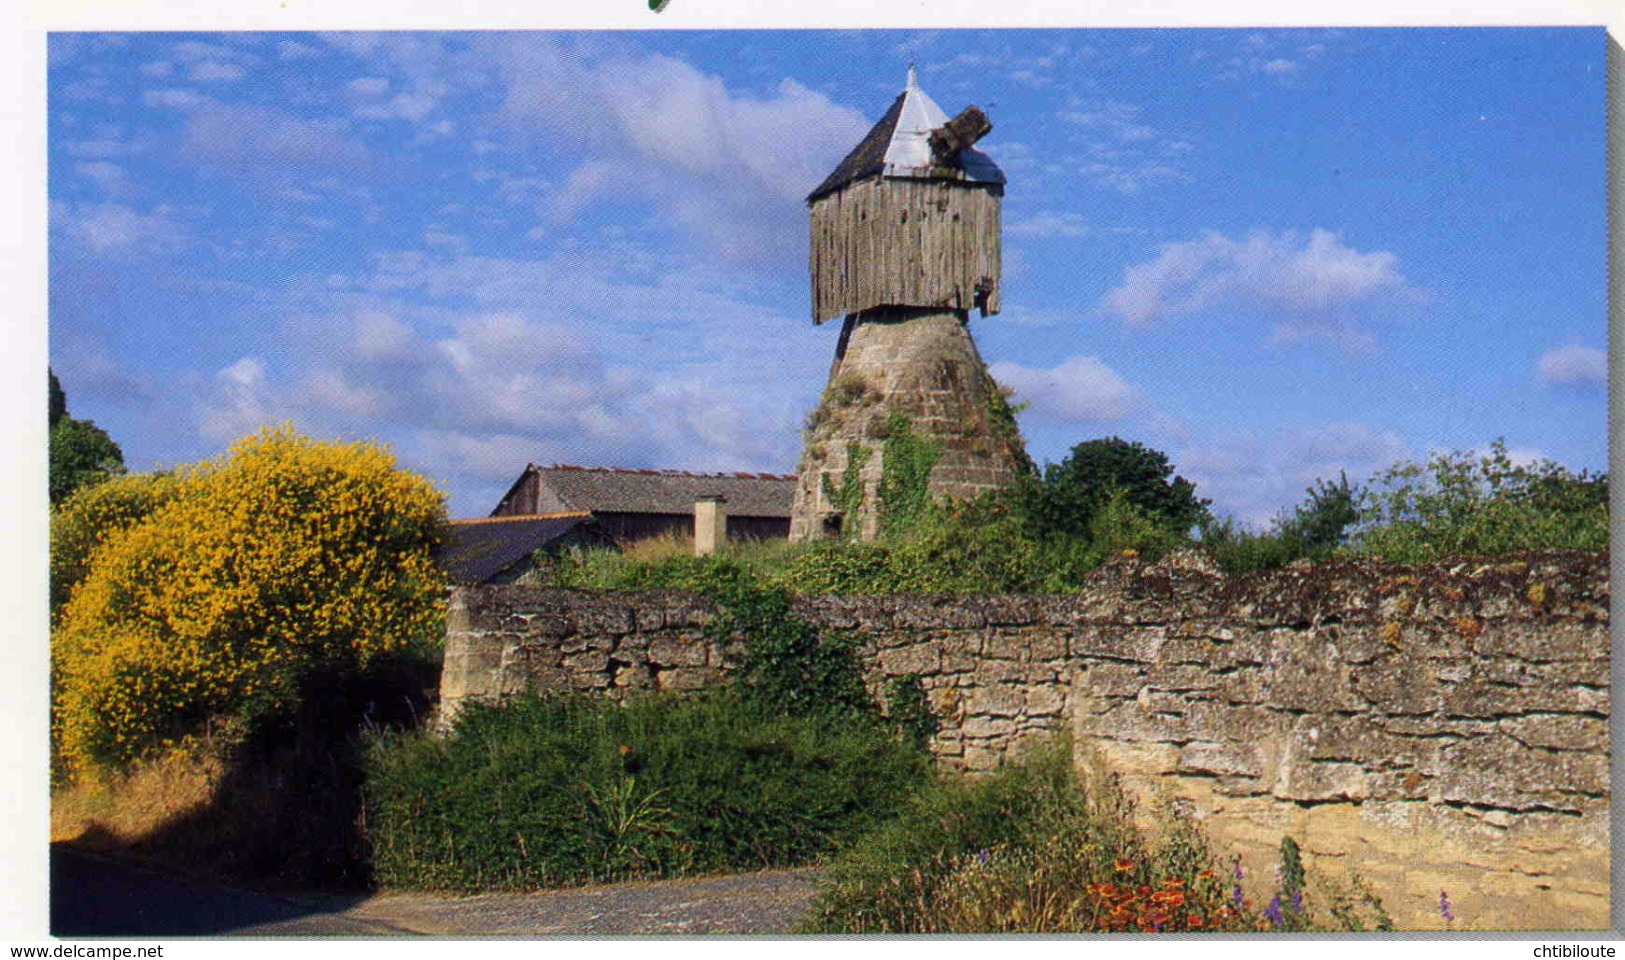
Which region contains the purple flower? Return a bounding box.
[976,848,990,864]
[1233,884,1245,910]
[1291,888,1303,914]
[1264,895,1283,928]
[1439,890,1455,924]
[1232,855,1246,880]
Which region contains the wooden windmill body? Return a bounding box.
[789,67,1028,542]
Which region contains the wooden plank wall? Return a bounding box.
[809,177,1001,323]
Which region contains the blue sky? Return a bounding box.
[47,28,1608,524]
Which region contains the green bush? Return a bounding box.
[1352,440,1608,563]
[363,691,928,890]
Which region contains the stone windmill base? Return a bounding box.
[788,306,1029,541]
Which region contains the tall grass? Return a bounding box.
[362,690,929,891]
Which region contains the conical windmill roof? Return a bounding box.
[807,66,1005,203]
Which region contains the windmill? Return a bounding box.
[790,66,1029,541]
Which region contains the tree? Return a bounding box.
[1028,436,1210,539]
[49,369,66,430]
[48,368,125,505]
[1277,471,1361,554]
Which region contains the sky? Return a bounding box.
[46,28,1609,525]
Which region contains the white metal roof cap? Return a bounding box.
[882,65,1003,185]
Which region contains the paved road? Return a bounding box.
[50,845,822,938]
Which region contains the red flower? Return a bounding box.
[1113,857,1135,873]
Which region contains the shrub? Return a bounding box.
[1352,440,1608,563]
[362,691,928,890]
[800,740,1391,933]
[52,426,447,774]
[50,470,182,618]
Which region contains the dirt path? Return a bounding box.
[343,868,823,936]
[51,845,823,937]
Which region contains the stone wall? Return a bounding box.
[438,551,1609,931]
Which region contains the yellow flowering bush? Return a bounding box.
[52,426,447,773]
[51,470,183,619]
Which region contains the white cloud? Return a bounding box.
[142,88,208,110]
[1005,210,1089,240]
[1058,99,1193,194]
[1536,344,1606,386]
[988,356,1136,422]
[180,102,371,187]
[346,76,390,96]
[139,61,172,77]
[198,357,280,444]
[1261,59,1299,75]
[1102,228,1425,351]
[1180,422,1409,528]
[189,61,246,82]
[489,37,868,261]
[73,161,128,196]
[56,201,185,254]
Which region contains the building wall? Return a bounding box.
[440,551,1609,930]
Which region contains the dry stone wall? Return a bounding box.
[438,551,1609,931]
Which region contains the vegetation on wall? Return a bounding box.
[874,412,941,538]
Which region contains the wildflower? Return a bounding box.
[1232,854,1245,880]
[1232,885,1245,910]
[1186,914,1204,929]
[1161,877,1185,888]
[1439,890,1455,925]
[1151,890,1186,908]
[1113,857,1134,873]
[1291,888,1303,914]
[976,848,990,864]
[618,743,632,755]
[1264,895,1283,927]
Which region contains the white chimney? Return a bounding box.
[694,495,727,557]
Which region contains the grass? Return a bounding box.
[362,689,929,891]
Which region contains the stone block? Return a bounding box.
[1178,740,1264,778]
[1498,714,1608,753]
[647,636,709,668]
[964,684,1024,717]
[1025,684,1067,716]
[1073,661,1147,698]
[562,650,610,674]
[961,715,1017,739]
[1273,760,1368,803]
[878,642,939,676]
[655,667,713,692]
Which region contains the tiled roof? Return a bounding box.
[532,465,795,519]
[437,512,595,585]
